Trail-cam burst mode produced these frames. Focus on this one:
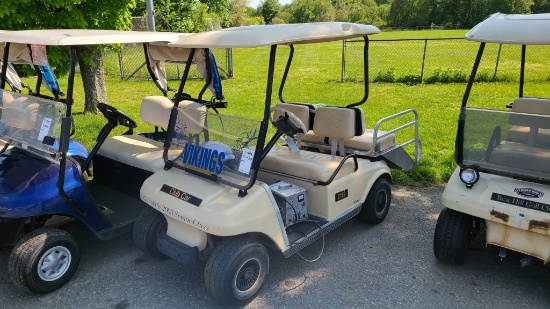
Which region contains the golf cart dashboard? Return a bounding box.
[0,89,65,161]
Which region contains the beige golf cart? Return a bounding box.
[434,13,550,267]
[134,22,421,305]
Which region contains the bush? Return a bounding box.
[373,69,395,83]
[397,74,422,85]
[271,17,285,24]
[425,69,468,84]
[475,70,492,82]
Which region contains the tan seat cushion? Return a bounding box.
[273,103,310,130]
[313,107,356,139]
[2,96,39,130]
[302,129,396,152]
[489,142,550,173]
[506,126,550,145]
[97,135,181,172]
[140,96,173,128]
[260,145,355,182]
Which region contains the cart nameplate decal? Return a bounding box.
[161,184,202,207]
[491,193,550,214]
[514,188,544,198]
[182,143,225,175]
[335,189,348,202]
[142,195,209,231]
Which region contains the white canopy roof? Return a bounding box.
[168,22,380,48]
[0,29,181,46]
[466,13,550,45]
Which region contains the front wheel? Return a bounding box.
[204,237,269,306]
[8,228,80,293]
[357,178,392,224]
[133,207,167,259]
[433,208,473,265]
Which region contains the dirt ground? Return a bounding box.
[1,185,549,309]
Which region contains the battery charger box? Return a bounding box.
[269,181,308,226]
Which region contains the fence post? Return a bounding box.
[341,39,346,83]
[493,44,502,81]
[226,48,234,78]
[118,48,124,80]
[420,39,427,82]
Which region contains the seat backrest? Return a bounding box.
[313,107,357,155]
[510,97,550,129]
[177,100,207,135]
[273,102,311,130]
[140,96,174,128]
[1,91,39,130]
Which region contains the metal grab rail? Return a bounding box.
[371,108,420,164]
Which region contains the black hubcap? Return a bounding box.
[236,259,260,292]
[375,190,388,214]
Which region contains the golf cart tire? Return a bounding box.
[358,178,392,224]
[433,208,473,265]
[204,237,269,306]
[133,208,167,259]
[8,228,80,294]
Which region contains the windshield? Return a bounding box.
[0,89,66,160]
[171,103,261,188]
[462,107,550,181]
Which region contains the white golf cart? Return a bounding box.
[134,22,421,305]
[434,13,550,266]
[0,29,187,293]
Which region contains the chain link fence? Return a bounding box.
[343,38,550,84]
[103,38,550,87]
[102,44,233,81]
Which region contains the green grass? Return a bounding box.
[25,30,550,187]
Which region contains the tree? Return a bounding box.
[388,0,420,26]
[261,0,281,24]
[200,0,231,27]
[289,0,335,23]
[228,0,251,26]
[0,0,136,113]
[532,0,550,13]
[153,0,209,33]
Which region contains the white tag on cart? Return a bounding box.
[238,148,255,175]
[38,117,52,142]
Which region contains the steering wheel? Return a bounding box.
[269,106,307,137]
[97,103,137,129]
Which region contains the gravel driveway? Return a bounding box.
[1,185,549,308]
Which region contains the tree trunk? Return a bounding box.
[78,47,107,114]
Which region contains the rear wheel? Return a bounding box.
[358,178,391,224]
[433,208,473,265]
[8,228,80,293]
[204,237,269,306]
[133,208,167,259]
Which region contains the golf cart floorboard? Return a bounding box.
[86,181,147,230]
[286,220,327,243]
[283,205,361,257]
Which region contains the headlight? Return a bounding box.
[459,168,479,187]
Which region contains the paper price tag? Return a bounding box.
[38,117,52,142]
[238,148,255,175]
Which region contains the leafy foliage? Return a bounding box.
[260,0,281,24]
[151,0,209,32]
[0,0,135,75]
